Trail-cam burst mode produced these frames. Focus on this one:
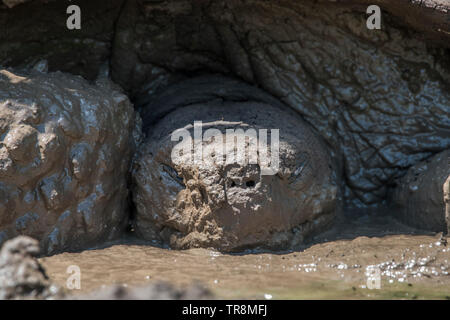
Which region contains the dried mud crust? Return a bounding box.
[132,76,339,252]
[0,68,140,254]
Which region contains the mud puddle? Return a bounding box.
[40,213,450,300]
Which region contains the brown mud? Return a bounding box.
[391,149,450,232]
[0,68,140,255]
[119,0,450,207]
[40,212,450,299]
[1,1,449,208]
[0,0,448,298]
[133,75,339,251]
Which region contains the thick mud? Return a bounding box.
[115,0,450,207]
[0,236,63,299]
[0,68,140,255]
[1,0,449,208]
[133,76,339,251]
[40,214,450,299]
[0,0,448,299]
[391,149,450,232]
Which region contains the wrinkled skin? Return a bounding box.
[132,76,338,251]
[0,0,124,79]
[113,0,450,208]
[0,0,448,209]
[390,149,450,233]
[0,0,448,245]
[0,68,140,254]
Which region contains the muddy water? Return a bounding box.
[40,213,450,300]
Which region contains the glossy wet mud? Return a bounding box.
[133,76,338,251]
[40,213,450,299]
[0,0,448,298]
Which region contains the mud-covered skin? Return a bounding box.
[0,68,140,254]
[391,149,450,232]
[137,75,308,131]
[114,0,450,208]
[132,76,338,251]
[1,0,449,208]
[445,175,450,235]
[0,0,448,243]
[0,0,125,80]
[0,236,63,299]
[319,0,450,47]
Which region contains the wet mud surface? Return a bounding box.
[40,214,450,299]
